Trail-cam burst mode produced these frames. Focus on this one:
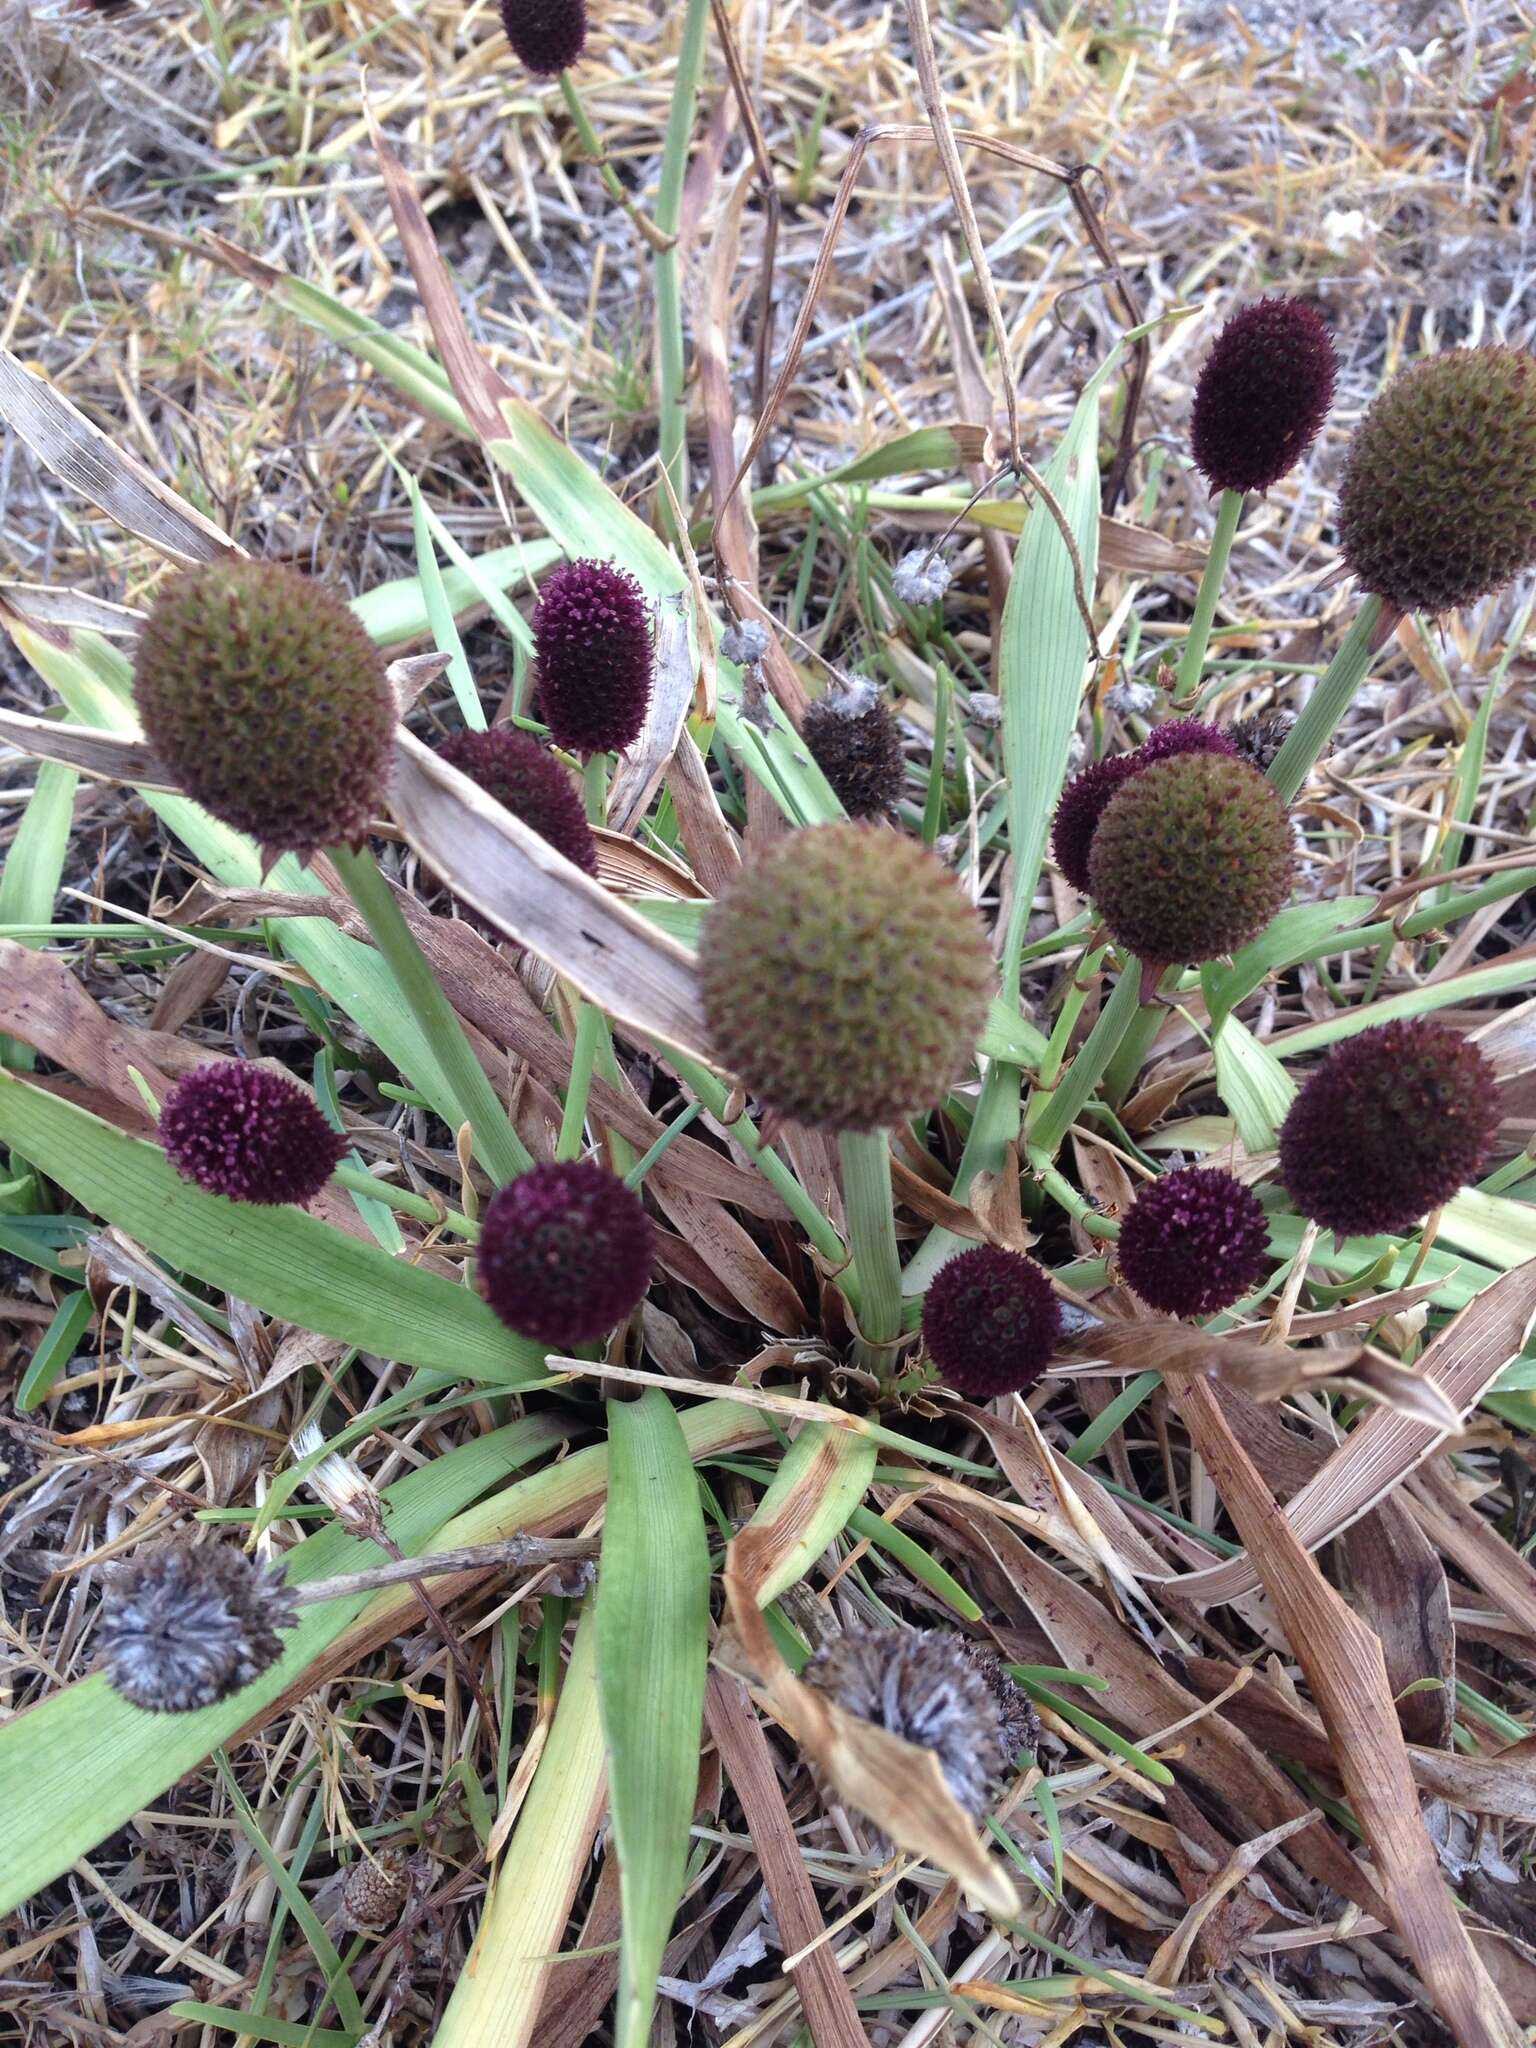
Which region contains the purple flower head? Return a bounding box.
[1051,756,1140,893]
[1278,1019,1500,1238]
[438,727,598,875]
[1134,718,1239,768]
[1191,297,1337,494]
[1117,1166,1270,1317]
[499,0,587,73]
[533,559,653,756]
[477,1159,653,1346]
[160,1063,343,1207]
[922,1245,1061,1399]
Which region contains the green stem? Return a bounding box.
[555,1002,605,1162]
[652,0,711,540]
[1026,963,1146,1163]
[1035,944,1109,1090]
[331,1163,479,1240]
[1100,990,1167,1106]
[1267,594,1385,803]
[328,843,532,1186]
[838,1129,903,1369]
[558,73,668,250]
[1173,487,1244,702]
[1038,1162,1120,1237]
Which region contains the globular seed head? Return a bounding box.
[97,1541,297,1712]
[1190,296,1338,494]
[921,1245,1062,1399]
[1117,1166,1270,1317]
[1051,722,1235,894]
[133,558,395,866]
[1227,708,1295,772]
[533,559,653,755]
[499,0,587,73]
[801,695,905,818]
[476,1160,654,1347]
[1087,752,1294,969]
[437,727,598,875]
[159,1063,344,1207]
[1335,346,1536,615]
[699,825,995,1132]
[1278,1018,1500,1238]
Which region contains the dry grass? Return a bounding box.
[3,1,1536,2044]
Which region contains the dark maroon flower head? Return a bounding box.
[160,1064,343,1207]
[1052,756,1139,893]
[499,0,587,73]
[1117,1166,1270,1317]
[533,559,653,756]
[477,1160,653,1347]
[1134,718,1238,768]
[922,1246,1061,1399]
[1190,297,1338,494]
[438,727,598,875]
[1278,1018,1500,1238]
[801,697,905,818]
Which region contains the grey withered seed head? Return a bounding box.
[719,618,771,667]
[892,549,953,605]
[97,1541,297,1712]
[803,1626,1038,1818]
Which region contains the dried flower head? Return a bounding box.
[437,727,598,876]
[133,559,395,866]
[719,618,771,667]
[1335,346,1536,615]
[97,1542,297,1712]
[477,1160,654,1346]
[1190,297,1337,494]
[699,825,994,1131]
[1104,676,1159,717]
[1278,1019,1500,1238]
[159,1063,343,1207]
[499,0,587,73]
[533,559,653,755]
[1088,752,1294,969]
[921,1245,1062,1398]
[342,1850,414,1931]
[1227,708,1295,772]
[801,695,904,818]
[891,549,953,605]
[803,1627,1038,1819]
[1117,1166,1270,1317]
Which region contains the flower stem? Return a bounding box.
[838,1128,903,1369]
[1266,594,1385,802]
[1173,487,1244,703]
[328,842,532,1185]
[556,1000,605,1162]
[652,0,710,541]
[1026,961,1146,1162]
[331,1162,479,1240]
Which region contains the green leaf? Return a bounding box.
[749,425,989,516]
[165,2007,356,2047]
[16,1286,94,1411]
[0,756,78,1072]
[739,1419,877,1609]
[1204,898,1377,1026]
[404,468,484,730]
[0,1073,540,1383]
[596,1391,711,2048]
[349,539,558,647]
[1210,1012,1295,1152]
[0,1412,565,1915]
[1276,956,1536,1054]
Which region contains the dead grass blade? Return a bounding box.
[0,700,167,787]
[1166,1256,1536,1601]
[1176,1377,1523,2048]
[0,347,240,567]
[606,595,696,837]
[389,731,711,1061]
[720,1529,1020,1918]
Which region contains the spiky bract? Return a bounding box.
[438,727,598,875]
[160,1063,343,1206]
[922,1245,1062,1398]
[97,1542,297,1712]
[133,559,394,864]
[1088,752,1294,967]
[533,559,653,754]
[1336,347,1536,614]
[699,825,994,1131]
[801,697,904,818]
[1117,1166,1270,1317]
[476,1160,653,1346]
[499,0,587,73]
[1190,297,1337,493]
[1277,1019,1500,1237]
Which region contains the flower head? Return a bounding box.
[801,695,904,818]
[133,559,395,866]
[891,549,953,605]
[533,559,653,755]
[160,1063,343,1206]
[97,1542,297,1712]
[1190,297,1337,494]
[1227,708,1295,772]
[804,1627,1037,1818]
[438,727,598,875]
[1335,346,1536,614]
[477,1160,653,1346]
[1117,1166,1270,1317]
[699,825,994,1131]
[922,1245,1061,1398]
[1278,1019,1500,1237]
[1088,752,1294,969]
[1135,717,1238,768]
[1051,722,1235,894]
[499,0,587,73]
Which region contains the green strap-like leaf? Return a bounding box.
[596,1390,711,2048]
